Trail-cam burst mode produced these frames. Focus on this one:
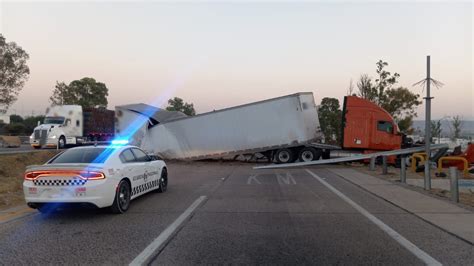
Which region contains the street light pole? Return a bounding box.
[424,56,432,190]
[414,56,443,191]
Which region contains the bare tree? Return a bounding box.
[430,120,442,143]
[347,79,355,96]
[451,115,463,140]
[357,74,375,101]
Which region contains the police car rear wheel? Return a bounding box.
[157,168,168,193]
[110,180,131,214]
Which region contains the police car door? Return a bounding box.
[130,148,155,194]
[119,148,144,197]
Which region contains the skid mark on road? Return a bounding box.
[305,169,442,266]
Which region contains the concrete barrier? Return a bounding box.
[0,136,21,148]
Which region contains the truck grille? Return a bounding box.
[33,129,48,146]
[34,130,40,139]
[40,129,47,145]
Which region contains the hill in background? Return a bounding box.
[412,120,474,137]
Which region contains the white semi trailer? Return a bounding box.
[124,92,333,163]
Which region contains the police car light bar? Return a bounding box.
[111,139,129,145]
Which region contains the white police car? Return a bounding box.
[23,143,167,214]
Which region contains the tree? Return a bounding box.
[356,60,422,133]
[5,122,26,135]
[49,82,70,106]
[398,116,415,135]
[0,34,30,114]
[347,79,355,96]
[380,87,421,128]
[430,120,442,143]
[23,115,44,134]
[166,97,196,116]
[357,74,375,101]
[318,97,342,145]
[49,77,108,108]
[9,114,23,123]
[451,115,463,140]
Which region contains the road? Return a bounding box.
[0,161,472,265]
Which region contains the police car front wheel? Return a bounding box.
[156,168,168,193]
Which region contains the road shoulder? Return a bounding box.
[327,168,474,245]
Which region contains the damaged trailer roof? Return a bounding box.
[116,103,187,125]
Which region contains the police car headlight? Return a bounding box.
[29,135,33,139]
[51,135,57,139]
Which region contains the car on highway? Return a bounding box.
[23,143,168,214]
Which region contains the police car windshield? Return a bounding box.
[49,148,114,164]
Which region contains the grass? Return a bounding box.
[0,151,60,210]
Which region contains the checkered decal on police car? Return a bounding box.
[132,179,159,196]
[33,179,87,186]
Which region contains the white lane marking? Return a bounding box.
[247,174,261,185]
[275,171,296,185]
[305,169,442,266]
[129,195,207,266]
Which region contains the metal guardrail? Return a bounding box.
[253,144,450,170]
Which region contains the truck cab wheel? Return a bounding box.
[298,147,321,162]
[58,136,66,149]
[275,148,294,164]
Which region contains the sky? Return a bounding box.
[0,1,473,120]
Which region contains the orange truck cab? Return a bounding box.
[341,96,402,151]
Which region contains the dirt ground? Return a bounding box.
[0,151,60,210]
[349,162,474,208]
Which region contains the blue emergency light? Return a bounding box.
[111,139,129,145]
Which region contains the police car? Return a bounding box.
[23,143,168,214]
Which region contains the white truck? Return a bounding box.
[30,105,115,149]
[117,92,335,163]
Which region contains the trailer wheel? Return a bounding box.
[322,149,330,160]
[275,148,294,164]
[298,147,320,162]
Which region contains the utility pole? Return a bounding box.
[414,56,443,190]
[424,56,432,190]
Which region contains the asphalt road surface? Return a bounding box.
[1,161,473,265]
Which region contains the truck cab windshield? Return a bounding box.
[44,116,65,124]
